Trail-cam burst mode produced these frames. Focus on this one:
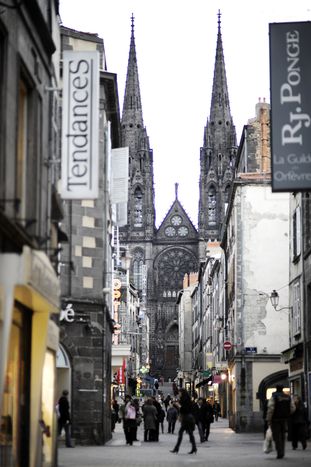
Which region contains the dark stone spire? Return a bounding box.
[198,11,237,257]
[121,13,144,132]
[208,9,235,150]
[120,15,155,241]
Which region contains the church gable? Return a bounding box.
[157,198,197,242]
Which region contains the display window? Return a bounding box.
[0,306,29,467]
[41,350,56,466]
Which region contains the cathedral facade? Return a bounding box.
[119,13,237,380]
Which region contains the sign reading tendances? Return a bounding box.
[269,22,311,191]
[62,50,99,199]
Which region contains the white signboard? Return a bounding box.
[61,50,99,199]
[111,147,129,204]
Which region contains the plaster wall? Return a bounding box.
[241,185,290,354]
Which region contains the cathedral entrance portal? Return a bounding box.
[163,323,179,381]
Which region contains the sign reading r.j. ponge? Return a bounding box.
[269,22,311,191]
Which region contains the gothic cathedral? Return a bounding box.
[119,13,237,380]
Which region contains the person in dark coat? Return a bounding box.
[170,389,197,454]
[290,395,308,450]
[266,384,295,459]
[158,405,165,433]
[142,398,157,442]
[193,398,204,443]
[167,401,178,434]
[132,398,141,441]
[164,394,171,412]
[213,400,221,421]
[203,399,214,441]
[57,389,73,448]
[111,399,119,432]
[152,396,162,441]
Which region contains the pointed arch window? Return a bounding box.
[208,185,217,225]
[218,153,222,176]
[134,186,143,227]
[224,184,231,203]
[133,249,144,290]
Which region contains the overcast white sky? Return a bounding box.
[59,0,311,227]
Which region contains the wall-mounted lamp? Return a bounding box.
[270,290,292,312]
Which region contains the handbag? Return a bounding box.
[263,427,273,454]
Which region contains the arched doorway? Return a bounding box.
[258,369,289,411]
[56,344,72,401]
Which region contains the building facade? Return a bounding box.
[58,27,120,445]
[0,2,62,466]
[214,101,290,432]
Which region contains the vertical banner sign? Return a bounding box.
[62,51,99,199]
[269,22,311,191]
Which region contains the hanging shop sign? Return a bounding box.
[61,50,99,199]
[269,22,311,191]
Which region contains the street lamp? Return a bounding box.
[269,290,292,312]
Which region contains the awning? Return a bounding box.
[196,376,213,388]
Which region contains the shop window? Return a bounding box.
[41,351,55,466]
[0,307,30,467]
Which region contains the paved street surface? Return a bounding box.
[58,416,311,467]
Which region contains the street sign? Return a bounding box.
[223,340,232,351]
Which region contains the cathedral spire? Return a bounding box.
[198,11,237,255]
[209,9,232,129]
[121,13,144,128]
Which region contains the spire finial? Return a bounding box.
[217,9,221,32]
[175,182,179,199]
[131,13,135,35]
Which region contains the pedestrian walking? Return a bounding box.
[152,396,162,441]
[192,398,204,443]
[119,395,137,445]
[154,379,159,395]
[266,384,295,459]
[158,404,165,434]
[170,388,197,455]
[172,382,179,397]
[262,398,269,436]
[289,395,309,450]
[132,398,141,441]
[203,399,214,441]
[57,389,73,448]
[213,400,221,421]
[111,399,119,432]
[167,401,178,434]
[142,398,158,442]
[164,394,171,412]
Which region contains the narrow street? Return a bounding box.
[58,416,311,467]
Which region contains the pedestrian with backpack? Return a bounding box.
[266,384,295,459]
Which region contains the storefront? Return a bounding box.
[0,246,60,467]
